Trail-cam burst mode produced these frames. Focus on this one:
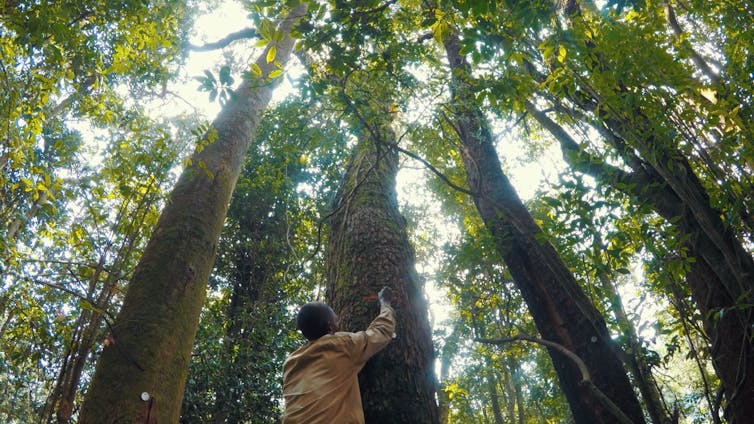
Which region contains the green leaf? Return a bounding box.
[432,21,450,43]
[219,65,232,85]
[557,45,567,63]
[250,63,262,77]
[258,19,275,40]
[268,69,283,79]
[266,46,277,63]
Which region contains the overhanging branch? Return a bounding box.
[187,28,259,51]
[476,335,635,424]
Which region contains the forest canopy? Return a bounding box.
[1,0,753,423]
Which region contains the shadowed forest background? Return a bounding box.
[2,0,754,423]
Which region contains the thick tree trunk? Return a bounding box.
[78,4,307,422]
[524,6,754,416]
[442,33,645,424]
[619,136,754,424]
[529,99,754,423]
[325,125,439,423]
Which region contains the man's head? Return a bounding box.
[296,302,338,341]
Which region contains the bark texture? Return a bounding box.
[78,4,307,422]
[442,33,645,424]
[325,127,439,423]
[523,6,754,418]
[530,95,754,423]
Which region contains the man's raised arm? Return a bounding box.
[348,287,397,364]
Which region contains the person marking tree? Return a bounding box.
[281,287,397,423]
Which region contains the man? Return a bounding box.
[281,287,396,423]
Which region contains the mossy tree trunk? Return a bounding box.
[442,33,646,424]
[325,122,439,423]
[78,4,307,422]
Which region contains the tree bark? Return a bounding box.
[485,365,504,424]
[78,4,307,422]
[529,98,754,423]
[506,356,526,424]
[442,33,645,424]
[325,123,439,423]
[437,322,459,424]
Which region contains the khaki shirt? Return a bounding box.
[282,304,396,424]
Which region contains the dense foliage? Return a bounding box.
[1,0,752,422]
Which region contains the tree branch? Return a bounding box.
[187,28,259,51]
[665,2,719,84]
[524,100,639,189]
[476,335,635,424]
[385,140,472,195]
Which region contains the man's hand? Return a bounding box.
[378,286,396,307]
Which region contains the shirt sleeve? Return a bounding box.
[345,304,396,366]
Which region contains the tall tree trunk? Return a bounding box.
[437,321,459,424]
[505,356,526,424]
[529,99,754,423]
[485,365,504,424]
[523,6,754,418]
[442,33,645,424]
[325,123,439,423]
[437,355,452,424]
[498,359,516,422]
[78,4,307,422]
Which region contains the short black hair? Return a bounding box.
[296,302,334,341]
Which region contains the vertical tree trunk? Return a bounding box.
[485,366,504,424]
[498,361,516,422]
[325,123,439,423]
[437,322,459,424]
[437,357,452,424]
[505,356,526,424]
[442,33,645,424]
[78,4,307,422]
